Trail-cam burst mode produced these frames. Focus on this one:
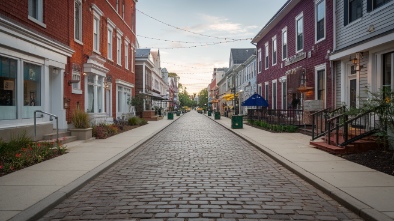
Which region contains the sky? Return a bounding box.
[136,0,288,94]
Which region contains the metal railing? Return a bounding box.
[34,110,58,143]
[247,108,304,126]
[330,107,382,147]
[311,106,346,140]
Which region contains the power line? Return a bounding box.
[137,9,252,41]
[137,34,241,44]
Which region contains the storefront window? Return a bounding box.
[0,56,17,120]
[23,62,41,118]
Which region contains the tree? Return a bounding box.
[198,88,209,110]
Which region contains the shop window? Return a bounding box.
[0,56,18,120]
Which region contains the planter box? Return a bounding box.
[70,128,92,140]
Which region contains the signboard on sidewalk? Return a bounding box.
[304,100,323,111]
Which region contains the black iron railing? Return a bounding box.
[247,109,304,126]
[311,106,346,140]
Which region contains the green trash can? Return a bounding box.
[231,115,243,129]
[167,112,174,120]
[176,111,180,116]
[208,111,212,116]
[214,111,221,120]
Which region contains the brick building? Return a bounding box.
[0,0,137,140]
[252,0,334,111]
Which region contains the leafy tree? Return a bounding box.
[198,88,209,110]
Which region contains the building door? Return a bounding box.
[383,52,393,91]
[316,69,325,108]
[349,79,357,108]
[105,89,111,117]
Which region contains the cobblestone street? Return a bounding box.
[39,112,363,221]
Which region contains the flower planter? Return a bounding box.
[70,128,93,140]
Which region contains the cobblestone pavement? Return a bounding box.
[39,111,363,221]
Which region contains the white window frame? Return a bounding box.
[72,71,82,94]
[116,80,134,118]
[282,27,288,60]
[279,76,287,109]
[272,36,277,66]
[295,12,304,53]
[125,41,129,70]
[116,0,119,12]
[315,64,327,108]
[272,79,277,110]
[265,81,269,101]
[122,1,125,19]
[92,5,103,54]
[265,42,269,70]
[258,48,262,73]
[315,0,326,43]
[131,45,135,72]
[107,19,115,61]
[116,29,123,66]
[28,0,45,27]
[258,83,262,95]
[74,0,83,43]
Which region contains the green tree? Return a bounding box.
[198,88,209,110]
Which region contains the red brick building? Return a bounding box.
[0,0,137,140]
[252,0,334,111]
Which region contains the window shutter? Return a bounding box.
[367,0,372,12]
[344,0,349,26]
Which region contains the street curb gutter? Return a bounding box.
[207,116,392,221]
[10,116,182,221]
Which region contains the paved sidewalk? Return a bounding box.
[207,114,394,221]
[0,115,180,221]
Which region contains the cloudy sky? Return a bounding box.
[136,0,288,94]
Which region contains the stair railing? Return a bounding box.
[338,107,382,146]
[34,110,59,144]
[311,106,346,140]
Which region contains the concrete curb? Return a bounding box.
[206,114,392,221]
[10,116,182,221]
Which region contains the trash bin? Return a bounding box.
[214,111,221,120]
[208,111,212,116]
[231,115,243,129]
[176,111,180,116]
[167,112,174,120]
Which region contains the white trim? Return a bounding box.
[74,0,83,42]
[264,42,269,70]
[279,76,287,109]
[116,33,122,66]
[107,27,113,60]
[264,81,269,101]
[295,12,304,53]
[116,79,134,88]
[258,48,262,73]
[315,0,326,43]
[92,12,101,54]
[28,0,45,27]
[272,35,277,66]
[124,42,129,70]
[272,79,277,109]
[91,3,104,16]
[282,27,288,61]
[315,63,327,108]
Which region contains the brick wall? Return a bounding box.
[256,0,334,109]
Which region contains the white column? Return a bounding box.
[94,75,98,113]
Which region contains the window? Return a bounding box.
[125,42,129,70]
[86,74,104,113]
[265,43,269,70]
[368,0,393,11]
[116,0,119,12]
[74,0,82,42]
[280,77,287,109]
[383,52,393,91]
[265,82,269,101]
[72,71,81,94]
[316,0,325,42]
[272,36,277,65]
[107,29,113,60]
[92,5,103,53]
[258,48,262,73]
[116,30,123,65]
[345,0,363,25]
[258,83,262,96]
[0,56,18,120]
[131,46,134,72]
[282,28,287,60]
[315,64,326,108]
[23,62,42,118]
[117,85,132,115]
[272,80,277,110]
[122,1,125,19]
[28,0,44,24]
[296,13,304,52]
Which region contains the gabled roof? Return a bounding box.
[230,48,256,65]
[135,48,151,58]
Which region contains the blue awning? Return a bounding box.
[241,93,269,107]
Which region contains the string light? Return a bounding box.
[137,9,253,41]
[137,34,242,44]
[162,62,215,70]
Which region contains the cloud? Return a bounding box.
[189,15,256,35]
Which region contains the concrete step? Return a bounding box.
[43,131,71,140]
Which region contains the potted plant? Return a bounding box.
[70,109,92,140]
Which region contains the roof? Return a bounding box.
[231,48,256,65]
[135,49,151,58]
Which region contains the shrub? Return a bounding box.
[92,123,119,139]
[128,117,140,126]
[71,109,90,129]
[139,118,148,125]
